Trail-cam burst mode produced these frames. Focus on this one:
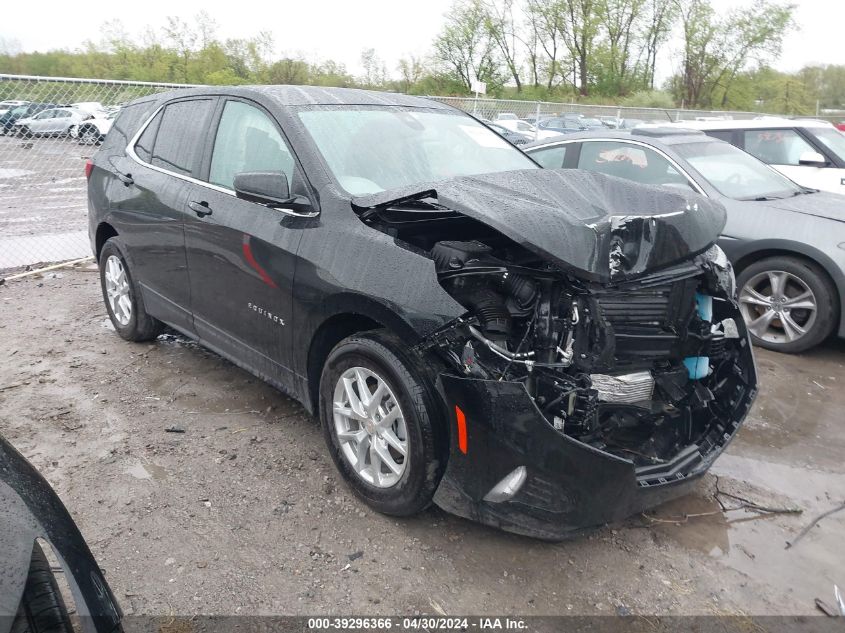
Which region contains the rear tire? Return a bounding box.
[319,329,446,516]
[737,256,837,353]
[10,543,73,633]
[99,238,163,342]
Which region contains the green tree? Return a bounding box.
[434,0,502,92]
[360,48,388,87]
[673,0,795,108]
[593,0,646,95]
[525,0,571,91]
[481,0,524,92]
[397,56,427,93]
[639,0,677,90]
[559,0,602,95]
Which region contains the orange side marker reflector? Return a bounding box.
[455,405,468,454]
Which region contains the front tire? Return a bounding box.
[737,256,837,353]
[319,330,446,516]
[99,239,163,342]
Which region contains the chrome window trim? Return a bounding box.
[125,102,319,218]
[526,137,708,197]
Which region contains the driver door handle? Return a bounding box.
[189,200,212,218]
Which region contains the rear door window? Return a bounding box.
[742,129,816,166]
[150,99,214,177]
[208,100,294,189]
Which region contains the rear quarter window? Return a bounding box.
[134,111,162,163]
[99,101,158,155]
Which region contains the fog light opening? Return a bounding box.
[483,466,528,503]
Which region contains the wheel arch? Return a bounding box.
[731,240,844,336]
[94,222,118,261]
[305,296,427,413]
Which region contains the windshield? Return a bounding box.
[10,106,29,116]
[811,127,845,162]
[298,107,537,195]
[674,140,802,200]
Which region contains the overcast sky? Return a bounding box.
[1,0,842,81]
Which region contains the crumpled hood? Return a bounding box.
[763,191,845,223]
[353,169,726,283]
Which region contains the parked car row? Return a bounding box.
[0,101,120,143]
[482,112,649,144]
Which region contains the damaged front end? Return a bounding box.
[354,170,757,540]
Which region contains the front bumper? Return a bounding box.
[433,373,751,541]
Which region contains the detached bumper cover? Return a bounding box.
[433,373,753,540]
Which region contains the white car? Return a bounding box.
[661,118,845,195]
[0,100,29,116]
[70,109,118,144]
[13,107,90,137]
[71,101,108,116]
[495,118,560,141]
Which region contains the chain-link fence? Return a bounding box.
[0,74,195,273]
[0,73,806,274]
[426,95,780,125]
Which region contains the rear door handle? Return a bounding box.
[188,200,212,217]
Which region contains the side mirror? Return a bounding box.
[798,151,827,167]
[233,171,292,206]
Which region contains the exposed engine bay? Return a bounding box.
[355,189,755,478]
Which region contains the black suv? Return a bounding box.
[88,86,756,539]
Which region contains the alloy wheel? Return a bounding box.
[739,270,817,345]
[104,255,132,326]
[332,366,408,488]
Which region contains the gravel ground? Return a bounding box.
[1,265,843,617]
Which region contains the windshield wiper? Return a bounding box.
[739,195,785,201]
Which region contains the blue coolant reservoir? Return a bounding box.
[684,293,712,380]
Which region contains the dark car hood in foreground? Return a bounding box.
[353,169,726,283]
[762,191,845,223]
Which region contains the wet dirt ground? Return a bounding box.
[1,266,843,616]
